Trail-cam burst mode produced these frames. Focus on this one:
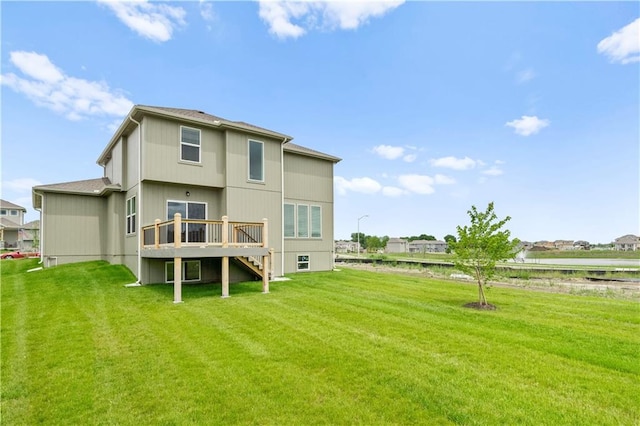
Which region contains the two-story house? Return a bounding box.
[0,199,27,249]
[32,105,340,297]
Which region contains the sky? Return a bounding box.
[1,1,638,244]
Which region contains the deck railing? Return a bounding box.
[142,214,268,249]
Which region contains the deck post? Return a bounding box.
[221,256,229,298]
[221,215,229,248]
[262,218,268,248]
[173,213,182,304]
[154,219,160,249]
[262,218,269,293]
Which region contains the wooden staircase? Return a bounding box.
[235,256,269,280]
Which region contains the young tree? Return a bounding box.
[450,202,519,308]
[443,234,456,253]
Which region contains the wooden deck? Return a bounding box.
[141,214,272,302]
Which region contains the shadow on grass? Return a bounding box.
[139,280,273,301]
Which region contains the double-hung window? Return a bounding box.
[310,206,322,238]
[248,140,264,182]
[126,196,136,235]
[180,126,201,163]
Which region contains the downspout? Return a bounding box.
[34,192,44,264]
[281,137,286,277]
[128,115,143,284]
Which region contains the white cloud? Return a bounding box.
[1,51,133,121]
[97,0,186,43]
[516,68,535,84]
[258,0,404,39]
[200,0,215,21]
[334,176,381,195]
[398,174,435,195]
[597,18,640,64]
[373,144,404,160]
[429,156,477,170]
[382,186,406,197]
[8,51,64,83]
[482,167,504,176]
[434,174,456,185]
[403,154,417,163]
[3,178,43,192]
[505,115,550,136]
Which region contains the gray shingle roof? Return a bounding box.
[0,217,21,229]
[284,143,341,163]
[137,105,293,140]
[0,199,27,211]
[33,177,119,195]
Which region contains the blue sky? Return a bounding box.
[1,1,638,244]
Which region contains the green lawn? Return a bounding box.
[2,259,639,425]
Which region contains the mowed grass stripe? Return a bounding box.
[2,260,638,425]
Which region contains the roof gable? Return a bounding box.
[0,199,27,211]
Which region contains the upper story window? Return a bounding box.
[126,196,136,235]
[0,209,6,216]
[248,140,264,182]
[180,126,201,163]
[10,210,18,216]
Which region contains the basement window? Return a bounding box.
[297,254,310,271]
[165,260,201,283]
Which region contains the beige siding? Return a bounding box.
[142,116,225,187]
[283,152,335,273]
[126,129,139,191]
[223,186,283,276]
[283,151,334,202]
[141,182,224,225]
[42,193,107,265]
[105,137,124,186]
[224,130,282,193]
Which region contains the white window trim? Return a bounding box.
[296,254,310,271]
[126,195,136,235]
[166,200,208,220]
[180,125,201,164]
[285,203,322,239]
[248,139,265,182]
[165,260,201,283]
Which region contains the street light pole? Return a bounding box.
[357,214,368,257]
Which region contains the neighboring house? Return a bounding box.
[0,199,27,249]
[408,239,448,253]
[385,238,408,254]
[335,240,358,254]
[554,240,574,251]
[532,241,555,250]
[573,240,590,250]
[614,234,640,251]
[33,105,341,294]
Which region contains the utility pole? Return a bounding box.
[357,214,368,257]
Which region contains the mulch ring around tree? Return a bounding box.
[463,302,497,310]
